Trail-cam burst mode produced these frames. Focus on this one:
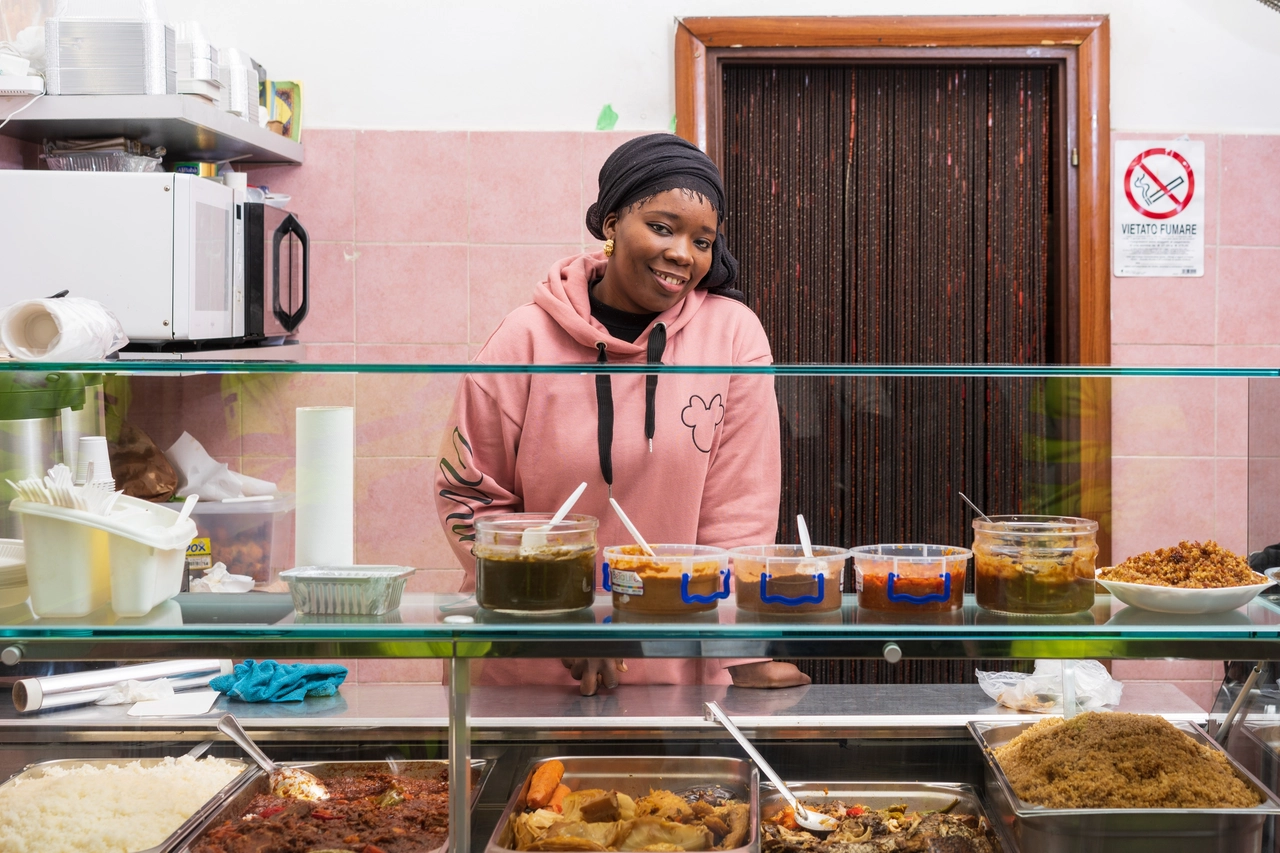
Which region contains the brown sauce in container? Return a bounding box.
[736,573,840,614]
[858,568,965,612]
[475,545,595,613]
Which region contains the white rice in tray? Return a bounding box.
[0,755,245,853]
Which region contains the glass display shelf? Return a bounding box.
[1,360,1279,377]
[5,592,1280,661]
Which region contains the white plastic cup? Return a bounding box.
[223,171,247,190]
[75,436,112,485]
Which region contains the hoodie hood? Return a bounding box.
[533,252,708,356]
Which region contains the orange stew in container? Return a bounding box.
[852,544,972,612]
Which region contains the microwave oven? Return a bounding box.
[0,172,309,347]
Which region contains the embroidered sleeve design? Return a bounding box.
[438,427,492,544]
[681,394,725,453]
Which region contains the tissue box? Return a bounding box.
[186,495,295,588]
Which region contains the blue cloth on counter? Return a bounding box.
[210,659,347,702]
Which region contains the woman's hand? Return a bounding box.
[726,661,811,689]
[561,659,628,696]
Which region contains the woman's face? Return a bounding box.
[596,188,718,315]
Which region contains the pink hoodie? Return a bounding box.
[436,252,781,687]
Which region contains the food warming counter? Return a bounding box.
[4,360,1280,851]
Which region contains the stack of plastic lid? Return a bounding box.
[219,48,259,123]
[174,21,222,103]
[45,0,175,95]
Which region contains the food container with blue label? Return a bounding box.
[730,545,847,614]
[603,544,730,614]
[852,544,971,612]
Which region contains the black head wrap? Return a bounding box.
[585,133,743,302]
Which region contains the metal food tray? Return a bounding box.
[1235,722,1280,853]
[971,720,1280,852]
[176,758,491,853]
[0,756,252,853]
[488,755,759,853]
[758,782,1012,852]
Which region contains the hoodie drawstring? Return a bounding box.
[595,322,668,492]
[645,322,667,452]
[595,342,614,494]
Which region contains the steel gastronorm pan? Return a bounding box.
[758,782,1012,852]
[971,719,1280,853]
[488,755,759,853]
[176,759,492,853]
[0,756,252,853]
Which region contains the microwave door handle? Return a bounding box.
[272,213,310,332]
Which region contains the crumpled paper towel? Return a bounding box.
[166,431,276,500]
[95,678,175,705]
[190,562,254,594]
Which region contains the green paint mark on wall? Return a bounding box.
[596,104,619,131]
[670,114,677,133]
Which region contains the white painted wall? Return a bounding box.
[157,0,1280,132]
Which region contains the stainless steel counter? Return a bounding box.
[0,682,1206,741]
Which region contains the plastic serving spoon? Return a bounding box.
[609,497,655,557]
[704,701,839,832]
[520,481,588,554]
[176,494,199,525]
[217,713,330,801]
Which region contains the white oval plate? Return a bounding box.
[1098,574,1272,614]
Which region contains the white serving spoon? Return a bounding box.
[704,701,839,832]
[609,497,655,557]
[176,493,199,525]
[796,514,815,559]
[520,481,587,555]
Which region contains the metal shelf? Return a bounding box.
[0,94,303,164]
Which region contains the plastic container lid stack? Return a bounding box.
[219,48,259,122]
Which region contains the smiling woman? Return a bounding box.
[434,133,807,696]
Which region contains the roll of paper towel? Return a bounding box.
[295,406,354,566]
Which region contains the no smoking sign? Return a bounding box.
[1114,140,1205,277]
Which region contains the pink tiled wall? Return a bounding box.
[1110,132,1280,711]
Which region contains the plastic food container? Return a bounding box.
[604,544,731,614]
[11,494,197,617]
[971,720,1280,853]
[472,513,597,614]
[490,755,758,853]
[852,544,971,612]
[730,545,847,614]
[972,515,1098,614]
[279,565,416,615]
[0,539,27,608]
[186,494,296,587]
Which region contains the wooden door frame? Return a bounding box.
[675,16,1112,557]
[674,15,1110,366]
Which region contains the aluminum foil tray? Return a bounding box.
[178,759,490,853]
[279,565,415,615]
[758,782,1012,852]
[971,720,1280,852]
[0,757,251,853]
[488,755,759,853]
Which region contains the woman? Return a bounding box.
[435,133,808,694]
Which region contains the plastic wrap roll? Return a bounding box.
[295,407,354,567]
[12,659,230,713]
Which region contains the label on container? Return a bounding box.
[185,538,212,571]
[610,568,644,596]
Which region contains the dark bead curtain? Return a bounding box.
[722,64,1054,684]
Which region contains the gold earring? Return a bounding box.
[603,238,615,257]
